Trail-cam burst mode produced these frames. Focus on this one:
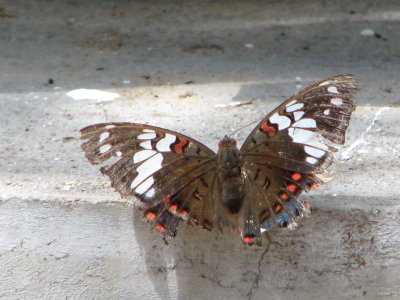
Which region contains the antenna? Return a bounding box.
[229,118,260,138]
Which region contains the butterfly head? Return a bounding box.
[218,135,237,149]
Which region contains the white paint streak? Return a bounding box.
[293,118,317,128]
[293,111,305,121]
[133,150,156,163]
[138,132,156,140]
[130,153,163,190]
[269,113,291,130]
[306,157,319,164]
[341,107,390,160]
[105,125,115,129]
[331,98,343,105]
[140,140,152,150]
[304,146,326,158]
[143,129,155,133]
[99,132,109,142]
[327,86,339,94]
[286,103,304,112]
[99,144,111,154]
[156,134,176,152]
[66,89,120,102]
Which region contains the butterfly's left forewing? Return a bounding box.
[240,75,357,232]
[81,122,222,236]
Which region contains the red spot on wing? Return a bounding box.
[169,204,178,212]
[172,137,189,154]
[155,224,166,233]
[273,203,283,213]
[287,184,297,193]
[180,210,188,217]
[291,172,302,181]
[260,121,277,137]
[309,183,318,190]
[163,197,172,204]
[243,235,255,245]
[279,192,289,201]
[145,211,157,221]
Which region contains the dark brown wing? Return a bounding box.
[81,122,223,237]
[240,75,357,233]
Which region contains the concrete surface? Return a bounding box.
[1,0,400,299]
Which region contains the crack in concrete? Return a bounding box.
[247,238,271,299]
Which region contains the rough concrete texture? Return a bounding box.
[1,0,399,299]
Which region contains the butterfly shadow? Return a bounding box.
[131,209,274,299]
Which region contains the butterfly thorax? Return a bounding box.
[216,136,245,214]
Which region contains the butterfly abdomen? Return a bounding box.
[217,136,245,214]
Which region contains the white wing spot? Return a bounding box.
[135,177,155,195]
[319,80,331,86]
[331,98,343,105]
[286,100,297,107]
[324,109,330,115]
[327,86,339,94]
[105,125,115,129]
[140,140,152,150]
[116,151,122,157]
[99,132,109,142]
[306,157,319,164]
[293,111,305,121]
[288,128,315,143]
[286,103,304,112]
[144,188,155,199]
[293,118,317,129]
[306,141,329,150]
[133,150,156,163]
[269,113,291,130]
[304,146,326,158]
[130,153,163,190]
[99,144,111,154]
[138,132,157,140]
[143,129,155,133]
[156,134,176,152]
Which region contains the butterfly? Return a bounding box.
[80,75,357,246]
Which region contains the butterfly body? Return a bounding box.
[216,136,245,214]
[81,75,358,246]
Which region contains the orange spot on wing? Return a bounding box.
[279,192,289,201]
[260,121,276,137]
[145,211,157,221]
[169,204,178,212]
[291,172,302,181]
[309,183,318,190]
[163,197,172,204]
[287,184,297,193]
[243,236,255,245]
[173,137,188,154]
[273,203,282,213]
[180,210,188,217]
[155,224,166,233]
